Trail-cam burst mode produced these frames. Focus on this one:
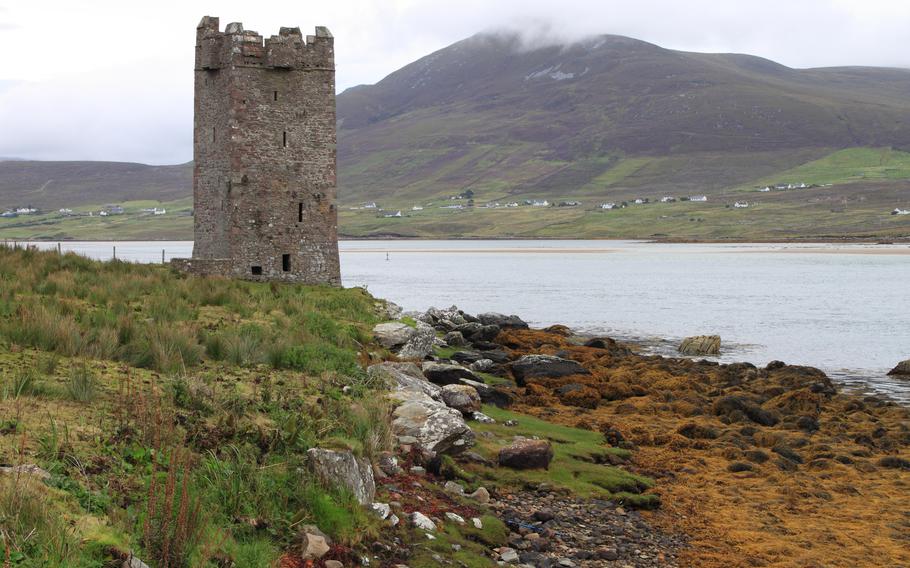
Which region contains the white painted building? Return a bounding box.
[689,195,708,202]
[734,201,749,208]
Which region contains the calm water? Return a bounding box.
[20,239,910,402]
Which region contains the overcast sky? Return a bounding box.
[1,0,908,164]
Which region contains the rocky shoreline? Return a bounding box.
[367,303,910,567]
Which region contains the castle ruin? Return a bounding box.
[172,16,341,285]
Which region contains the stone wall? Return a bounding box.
[176,16,341,285]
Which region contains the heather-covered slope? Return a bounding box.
[337,32,910,203]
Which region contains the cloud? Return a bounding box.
[0,62,191,164]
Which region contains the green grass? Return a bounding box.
[464,406,658,507]
[747,147,910,187]
[0,245,391,566]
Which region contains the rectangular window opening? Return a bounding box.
[282,254,291,272]
[298,202,303,222]
[282,131,287,148]
[251,266,262,276]
[273,90,278,101]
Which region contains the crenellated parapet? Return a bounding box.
[195,16,333,71]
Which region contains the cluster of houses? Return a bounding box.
[1,203,170,219]
[758,182,814,192]
[1,206,39,217]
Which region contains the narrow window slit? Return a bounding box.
[298,202,303,222]
[273,90,278,101]
[282,254,291,272]
[282,131,287,147]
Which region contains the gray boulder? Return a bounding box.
[887,359,910,376]
[306,448,376,505]
[373,322,417,349]
[443,331,467,347]
[422,362,480,386]
[389,389,475,456]
[440,384,482,415]
[367,362,441,400]
[478,312,529,329]
[678,335,721,356]
[398,321,436,359]
[470,358,495,372]
[510,354,589,385]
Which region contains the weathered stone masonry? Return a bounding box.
[172,15,341,285]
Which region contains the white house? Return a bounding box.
[15,207,37,215]
[633,198,645,204]
[734,201,749,208]
[758,187,771,192]
[154,208,166,215]
[363,202,378,209]
[892,208,910,216]
[383,210,402,218]
[531,200,549,207]
[505,202,519,208]
[689,195,708,202]
[411,205,424,211]
[660,196,676,203]
[600,202,616,210]
[58,208,73,215]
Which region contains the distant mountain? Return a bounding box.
[337,32,910,203]
[0,161,191,209]
[2,32,909,215]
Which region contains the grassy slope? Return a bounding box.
[0,246,388,566]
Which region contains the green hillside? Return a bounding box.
[2,32,910,241]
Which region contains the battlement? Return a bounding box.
[195,16,333,71]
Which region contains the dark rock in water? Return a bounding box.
[499,439,554,470]
[583,337,631,355]
[713,395,780,426]
[478,312,529,329]
[878,456,910,470]
[678,335,721,355]
[887,359,910,376]
[422,362,478,386]
[510,354,590,385]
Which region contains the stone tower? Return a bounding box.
[172,16,341,285]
